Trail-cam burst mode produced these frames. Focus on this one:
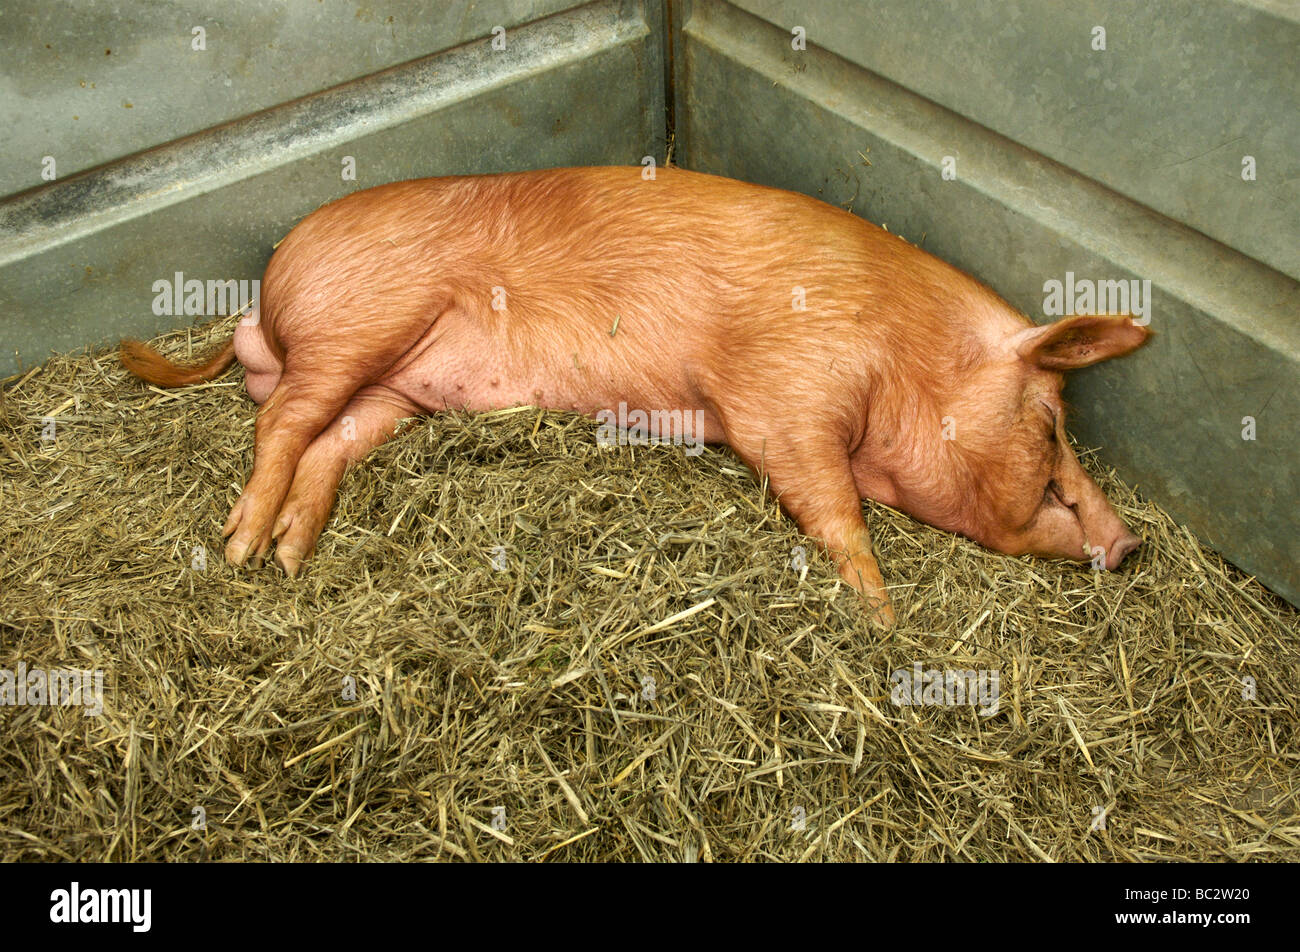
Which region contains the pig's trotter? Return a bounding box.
[270,386,418,577]
[223,294,448,572]
[223,493,273,568]
[836,536,896,628]
[223,378,360,569]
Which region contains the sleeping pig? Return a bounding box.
[121,166,1149,626]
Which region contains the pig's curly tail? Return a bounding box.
[119,336,236,388]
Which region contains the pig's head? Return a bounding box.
[879,314,1150,571]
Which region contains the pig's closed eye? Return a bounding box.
[1039,400,1059,442]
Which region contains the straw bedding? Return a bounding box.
[1,315,1296,861]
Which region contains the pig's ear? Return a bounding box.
[1013,315,1150,371]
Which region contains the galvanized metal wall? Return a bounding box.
[3,1,1296,605]
[1,0,666,370]
[672,0,1299,606]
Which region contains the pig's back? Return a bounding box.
[259,166,1014,425]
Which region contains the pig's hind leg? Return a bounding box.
[227,288,457,564]
[269,385,420,577]
[224,297,449,568]
[730,432,896,627]
[223,374,356,568]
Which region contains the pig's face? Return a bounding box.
[890,315,1149,572]
[971,377,1142,571]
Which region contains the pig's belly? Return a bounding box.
[383,314,728,445]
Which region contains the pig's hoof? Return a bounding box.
[225,530,270,568]
[274,547,306,579]
[871,597,897,629]
[270,502,323,578]
[222,496,250,539]
[225,535,255,567]
[222,496,275,567]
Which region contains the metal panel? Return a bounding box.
[673,0,1300,605]
[1,0,587,198]
[0,0,666,374]
[721,0,1300,280]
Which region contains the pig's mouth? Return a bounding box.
[988,493,1141,572]
[1025,533,1141,571]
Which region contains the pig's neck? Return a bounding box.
[849,324,1000,542]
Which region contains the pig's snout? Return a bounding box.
[1104,530,1141,571]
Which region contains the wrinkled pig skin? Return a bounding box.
[120,165,1150,626]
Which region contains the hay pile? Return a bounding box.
[2,315,1296,862]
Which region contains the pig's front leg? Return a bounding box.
[269,385,420,577]
[734,435,895,627]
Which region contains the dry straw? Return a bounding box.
[1,315,1296,861]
